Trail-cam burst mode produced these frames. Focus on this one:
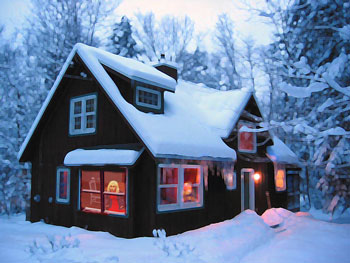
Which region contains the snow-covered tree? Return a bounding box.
[133,13,196,77]
[0,28,39,214]
[108,16,140,58]
[181,48,219,88]
[24,0,116,90]
[213,14,242,90]
[253,0,350,213]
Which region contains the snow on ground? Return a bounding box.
[0,208,349,263]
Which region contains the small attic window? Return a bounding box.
[135,86,161,110]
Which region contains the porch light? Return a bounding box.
[253,173,261,182]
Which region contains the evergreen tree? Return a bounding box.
[108,16,139,58]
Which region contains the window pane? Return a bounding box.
[86,115,95,129]
[81,171,100,191]
[238,123,255,152]
[184,168,200,184]
[86,98,95,112]
[104,194,126,214]
[160,168,178,184]
[183,185,199,203]
[81,192,101,212]
[59,171,68,199]
[74,117,81,130]
[103,171,127,215]
[138,89,159,106]
[160,187,178,204]
[104,171,126,194]
[74,101,82,114]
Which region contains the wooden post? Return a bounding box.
[265,191,272,209]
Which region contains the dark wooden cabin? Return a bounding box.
[19,43,301,238]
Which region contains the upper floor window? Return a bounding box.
[135,86,161,110]
[69,94,97,135]
[238,121,257,153]
[157,164,203,212]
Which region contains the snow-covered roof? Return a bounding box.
[93,48,176,91]
[267,136,300,165]
[64,148,144,166]
[19,43,244,161]
[174,81,252,139]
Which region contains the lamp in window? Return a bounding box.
[274,163,286,191]
[183,182,195,202]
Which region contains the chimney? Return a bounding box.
[153,53,178,82]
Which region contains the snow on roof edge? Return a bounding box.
[222,91,252,139]
[17,45,79,161]
[154,153,236,162]
[64,148,144,166]
[101,60,176,92]
[266,136,300,165]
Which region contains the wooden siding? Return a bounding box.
[25,54,141,237]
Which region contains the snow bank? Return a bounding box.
[261,207,295,226]
[175,210,274,262]
[1,209,350,263]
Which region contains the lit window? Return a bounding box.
[274,163,286,192]
[69,94,97,135]
[80,170,127,216]
[56,167,70,204]
[135,86,161,110]
[238,121,257,153]
[158,164,203,212]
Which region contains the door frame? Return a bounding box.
[241,168,255,212]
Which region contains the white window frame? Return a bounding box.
[69,94,97,135]
[240,168,255,212]
[135,86,161,110]
[238,121,257,153]
[157,164,204,212]
[56,167,70,204]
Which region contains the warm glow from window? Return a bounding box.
[253,173,261,181]
[80,170,127,215]
[158,165,203,211]
[275,169,286,191]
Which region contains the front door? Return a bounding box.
[241,169,255,211]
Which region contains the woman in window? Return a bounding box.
[106,180,124,213]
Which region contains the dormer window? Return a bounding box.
[69,94,97,135]
[135,86,161,110]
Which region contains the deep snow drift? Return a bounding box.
[0,208,349,263]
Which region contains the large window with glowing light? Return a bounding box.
[157,164,203,211]
[80,169,127,216]
[69,94,97,135]
[238,121,257,153]
[56,167,70,204]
